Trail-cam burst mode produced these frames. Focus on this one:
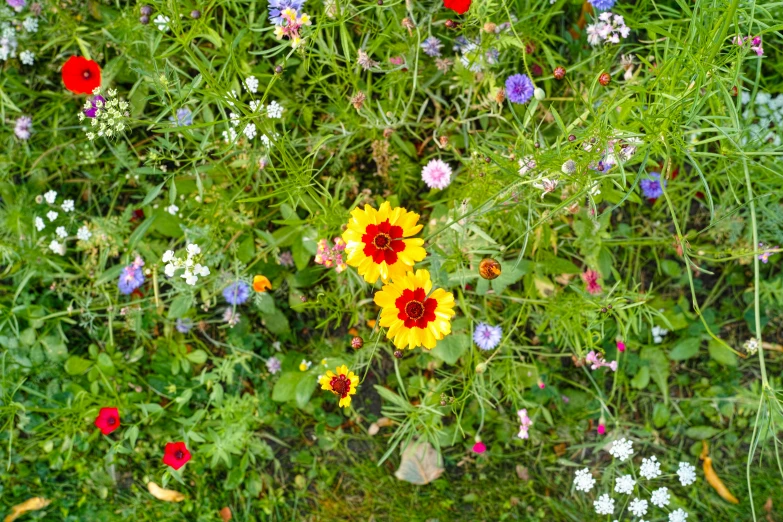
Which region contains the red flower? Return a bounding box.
[94,407,120,435]
[444,0,471,14]
[163,442,192,470]
[62,56,102,94]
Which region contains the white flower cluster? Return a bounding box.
[221,76,284,144]
[652,324,669,344]
[586,12,630,46]
[34,190,92,256]
[741,91,783,147]
[162,244,210,286]
[0,6,39,64]
[79,88,129,140]
[574,441,697,521]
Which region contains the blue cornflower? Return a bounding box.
[171,107,193,127]
[267,0,305,25]
[453,36,471,53]
[589,0,616,10]
[505,74,535,104]
[473,322,502,351]
[640,172,666,199]
[118,258,145,295]
[223,281,250,305]
[176,318,194,333]
[421,36,443,58]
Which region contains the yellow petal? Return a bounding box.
[4,498,51,522]
[147,482,185,502]
[339,395,352,408]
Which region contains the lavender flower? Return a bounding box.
[473,322,502,351]
[171,107,193,126]
[118,257,145,295]
[588,0,616,10]
[505,74,534,104]
[223,308,241,327]
[421,36,443,58]
[176,318,194,333]
[223,281,250,305]
[6,0,25,12]
[266,356,282,374]
[268,0,305,25]
[14,116,31,140]
[421,159,452,189]
[758,242,777,263]
[640,171,666,199]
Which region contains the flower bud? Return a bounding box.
[533,88,545,101]
[475,362,487,374]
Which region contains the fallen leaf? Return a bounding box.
[515,465,529,480]
[394,440,444,485]
[4,497,51,522]
[553,443,567,457]
[219,506,232,521]
[147,482,185,502]
[701,442,739,505]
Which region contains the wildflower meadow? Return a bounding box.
[1,0,782,519]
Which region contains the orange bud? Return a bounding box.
[253,275,272,293]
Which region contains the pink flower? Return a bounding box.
[472,441,486,453]
[597,424,606,435]
[616,340,626,352]
[537,380,545,389]
[585,350,617,372]
[421,159,453,190]
[581,269,602,295]
[517,409,533,439]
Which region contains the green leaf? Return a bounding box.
[65,356,92,375]
[264,308,290,334]
[141,182,165,207]
[430,334,469,365]
[185,349,208,364]
[295,374,316,408]
[127,214,157,251]
[668,338,701,361]
[272,372,304,403]
[641,346,670,402]
[491,261,532,294]
[630,365,650,389]
[652,403,670,428]
[257,292,277,314]
[96,353,116,376]
[685,425,720,440]
[661,259,682,278]
[167,295,193,319]
[708,339,738,366]
[126,425,139,448]
[224,466,245,490]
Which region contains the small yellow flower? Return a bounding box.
[373,269,456,350]
[299,359,312,372]
[319,365,359,408]
[253,275,272,293]
[341,201,426,284]
[274,26,285,39]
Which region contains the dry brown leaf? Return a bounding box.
[553,443,567,457]
[4,497,51,522]
[701,442,739,505]
[394,440,444,485]
[219,506,232,521]
[147,482,185,502]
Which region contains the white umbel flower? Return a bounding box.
[574,468,596,492]
[669,508,688,522]
[77,226,91,241]
[154,14,171,31]
[608,438,634,461]
[677,462,697,486]
[650,486,670,508]
[629,498,648,517]
[43,190,57,204]
[55,226,68,238]
[46,210,58,221]
[640,455,662,479]
[244,75,259,94]
[614,474,635,495]
[593,494,614,515]
[62,199,75,212]
[34,217,45,231]
[267,100,283,118]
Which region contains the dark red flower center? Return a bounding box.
[329,374,351,398]
[107,417,116,425]
[83,69,92,79]
[395,288,438,329]
[362,219,405,265]
[175,450,185,460]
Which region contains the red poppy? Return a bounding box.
[163,442,192,470]
[62,56,102,94]
[443,0,470,14]
[94,407,120,435]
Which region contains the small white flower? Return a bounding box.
[629,498,648,517]
[162,250,175,263]
[19,50,34,65]
[154,14,171,31]
[677,462,697,486]
[267,100,283,118]
[46,210,58,222]
[608,437,634,461]
[260,134,272,147]
[186,243,201,257]
[614,474,635,495]
[243,123,257,140]
[34,217,45,231]
[532,177,558,197]
[43,190,57,204]
[593,494,614,515]
[652,325,668,344]
[48,240,65,255]
[165,204,179,215]
[650,486,670,508]
[182,270,198,286]
[250,100,263,112]
[669,508,688,522]
[244,75,259,94]
[229,112,240,127]
[640,456,662,480]
[574,468,596,492]
[23,17,38,33]
[61,199,75,212]
[77,226,91,241]
[55,226,68,238]
[194,263,210,277]
[518,155,536,175]
[164,263,177,277]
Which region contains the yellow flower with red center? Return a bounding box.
[319,365,359,407]
[373,269,456,349]
[253,275,272,293]
[341,201,426,284]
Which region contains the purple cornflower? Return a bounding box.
[176,318,194,333]
[171,107,193,126]
[640,171,666,199]
[758,243,777,264]
[6,0,25,12]
[267,0,305,25]
[473,322,502,351]
[266,356,282,374]
[83,95,105,118]
[223,281,250,305]
[588,0,616,10]
[14,116,32,140]
[505,74,535,104]
[421,36,443,58]
[118,257,145,295]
